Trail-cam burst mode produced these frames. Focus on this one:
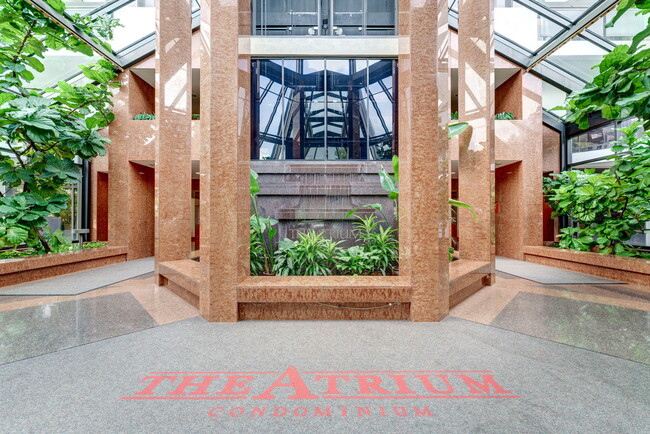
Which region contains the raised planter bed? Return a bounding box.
[523,246,650,287]
[0,246,128,289]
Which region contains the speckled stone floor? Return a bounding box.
[0,266,648,432]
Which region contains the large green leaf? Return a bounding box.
[448,122,469,139]
[5,226,28,244]
[43,158,81,182]
[250,169,260,197]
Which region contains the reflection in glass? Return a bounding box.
[253,0,320,35]
[252,58,396,160]
[253,0,396,36]
[570,123,616,155]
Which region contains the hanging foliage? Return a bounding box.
[557,1,650,128]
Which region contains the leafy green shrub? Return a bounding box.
[250,215,277,275]
[0,240,108,260]
[335,245,377,275]
[494,112,515,120]
[82,241,108,249]
[350,215,398,275]
[249,169,277,275]
[273,231,341,276]
[0,0,119,253]
[133,113,155,120]
[543,123,650,257]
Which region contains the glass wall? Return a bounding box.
[252,58,397,160]
[253,1,396,36]
[569,118,644,165]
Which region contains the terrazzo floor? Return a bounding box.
[0,266,648,432]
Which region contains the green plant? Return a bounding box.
[249,221,266,276]
[0,240,108,260]
[543,123,650,257]
[335,245,377,275]
[494,112,515,120]
[133,113,155,120]
[249,169,277,275]
[0,0,119,253]
[346,214,399,275]
[557,1,650,129]
[82,241,108,249]
[273,231,342,276]
[454,112,515,120]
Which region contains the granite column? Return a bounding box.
[154,0,193,282]
[458,0,496,284]
[401,0,451,321]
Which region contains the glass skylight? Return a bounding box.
[37,0,636,126]
[495,2,565,51]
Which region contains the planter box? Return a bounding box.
[0,246,128,289]
[523,246,650,287]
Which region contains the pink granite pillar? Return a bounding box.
[199,0,249,321]
[154,0,193,282]
[400,0,451,321]
[458,0,496,284]
[521,73,543,251]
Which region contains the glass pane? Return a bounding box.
[547,37,608,82]
[333,0,364,35]
[300,59,327,160]
[538,0,598,23]
[570,123,616,164]
[495,2,565,50]
[588,9,649,46]
[254,0,319,36]
[102,0,156,52]
[367,60,394,160]
[256,61,285,160]
[326,59,367,159]
[366,0,396,35]
[28,49,100,90]
[542,81,568,117]
[63,0,114,15]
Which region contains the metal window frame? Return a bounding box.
[26,0,123,69]
[521,0,619,70]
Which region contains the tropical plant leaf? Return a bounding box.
[448,122,469,139]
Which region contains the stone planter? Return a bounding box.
[523,246,650,287]
[0,246,128,288]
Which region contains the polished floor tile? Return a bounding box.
[490,292,650,364]
[0,292,158,365]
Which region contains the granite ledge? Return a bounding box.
[523,246,650,273]
[0,246,128,274]
[523,246,650,286]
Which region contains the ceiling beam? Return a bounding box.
[26,0,123,70]
[526,0,620,71]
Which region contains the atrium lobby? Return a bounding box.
[0,0,649,432]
